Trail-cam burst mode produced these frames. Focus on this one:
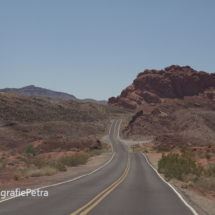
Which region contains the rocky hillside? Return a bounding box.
[0,91,134,151]
[0,85,107,105]
[108,65,215,110]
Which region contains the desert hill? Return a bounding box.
[0,92,134,184]
[0,91,133,151]
[0,85,107,105]
[109,65,215,146]
[108,65,215,111]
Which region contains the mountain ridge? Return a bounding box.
[0,85,107,105]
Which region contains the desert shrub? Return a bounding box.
[180,146,187,153]
[205,153,212,160]
[84,148,90,152]
[158,153,204,180]
[101,143,111,152]
[59,154,88,167]
[20,156,30,163]
[24,144,37,156]
[13,173,20,180]
[19,168,30,178]
[208,162,215,168]
[29,170,43,177]
[32,157,46,168]
[198,152,205,159]
[182,173,197,183]
[198,177,215,190]
[0,161,6,168]
[87,149,101,157]
[9,149,16,156]
[41,166,57,176]
[144,149,148,153]
[181,184,188,189]
[181,151,196,160]
[49,161,67,172]
[158,147,171,152]
[15,154,21,159]
[204,166,215,177]
[55,162,67,172]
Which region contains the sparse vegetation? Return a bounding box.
[24,144,37,156]
[59,154,88,167]
[0,161,6,168]
[41,166,57,176]
[198,177,215,191]
[157,151,215,193]
[13,173,20,180]
[205,153,212,160]
[29,169,43,177]
[158,153,204,180]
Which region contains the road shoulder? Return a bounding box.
[145,153,215,215]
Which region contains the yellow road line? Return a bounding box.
[70,154,130,215]
[80,155,130,215]
[113,120,118,144]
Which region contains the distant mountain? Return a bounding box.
[0,85,107,105]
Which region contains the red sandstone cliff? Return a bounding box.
[108,65,215,110]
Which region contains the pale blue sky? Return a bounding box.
[0,0,214,100]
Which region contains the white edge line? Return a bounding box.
[108,120,114,152]
[117,119,129,153]
[142,153,198,215]
[0,122,116,203]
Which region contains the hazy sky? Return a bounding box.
[1,0,214,100]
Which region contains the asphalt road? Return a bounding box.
[0,119,197,215]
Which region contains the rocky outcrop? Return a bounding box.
[108,65,215,110]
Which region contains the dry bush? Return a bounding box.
[197,152,205,159]
[32,156,46,168]
[205,153,212,160]
[19,168,30,178]
[29,170,43,177]
[13,173,20,180]
[15,154,21,159]
[59,154,88,167]
[41,166,57,176]
[182,173,196,183]
[9,149,16,156]
[198,177,215,190]
[0,161,6,168]
[101,143,111,152]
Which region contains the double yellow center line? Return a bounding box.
[70,153,131,215]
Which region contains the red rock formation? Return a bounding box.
[108,65,215,110]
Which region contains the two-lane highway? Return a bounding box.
[0,119,197,214]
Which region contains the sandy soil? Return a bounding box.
[0,130,114,193]
[0,153,113,192]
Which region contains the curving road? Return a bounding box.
[0,119,197,215]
